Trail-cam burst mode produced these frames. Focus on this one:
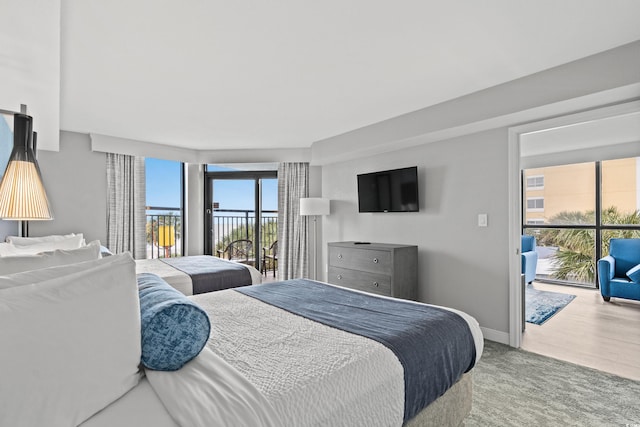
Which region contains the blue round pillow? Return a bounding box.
[137,273,211,371]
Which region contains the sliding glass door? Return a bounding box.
[204,169,277,272]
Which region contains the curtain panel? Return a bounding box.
[106,153,146,259]
[277,162,309,280]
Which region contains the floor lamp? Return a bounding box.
[300,197,330,280]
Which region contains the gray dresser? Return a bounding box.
[327,241,417,300]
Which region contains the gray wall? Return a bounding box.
[316,41,640,341]
[321,129,510,333]
[29,131,108,244]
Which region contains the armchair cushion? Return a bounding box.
[521,235,536,253]
[626,264,640,282]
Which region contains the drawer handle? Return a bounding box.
[372,258,379,264]
[373,281,379,287]
[338,254,343,259]
[337,275,342,280]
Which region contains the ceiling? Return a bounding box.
[60,1,640,151]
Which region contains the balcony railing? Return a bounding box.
[212,209,278,260]
[146,206,181,259]
[145,206,278,262]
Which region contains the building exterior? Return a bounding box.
[524,157,640,224]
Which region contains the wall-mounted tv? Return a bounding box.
[357,166,419,213]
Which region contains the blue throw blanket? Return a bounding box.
[161,256,252,294]
[236,279,476,422]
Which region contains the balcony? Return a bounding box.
[146,206,181,259]
[146,207,278,265]
[212,208,278,262]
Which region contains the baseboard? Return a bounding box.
[480,327,509,345]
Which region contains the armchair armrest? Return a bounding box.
[521,251,538,266]
[598,256,615,296]
[599,256,615,280]
[521,250,538,284]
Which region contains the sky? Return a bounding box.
[0,115,12,173]
[145,159,278,212]
[145,158,182,209]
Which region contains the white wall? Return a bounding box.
[29,131,107,244]
[0,0,60,151]
[322,129,510,333]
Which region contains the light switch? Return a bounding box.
[478,213,488,227]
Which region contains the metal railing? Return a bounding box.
[146,206,182,259]
[145,207,278,263]
[212,209,278,261]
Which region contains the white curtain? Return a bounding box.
[106,153,146,259]
[277,162,309,280]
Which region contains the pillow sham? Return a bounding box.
[626,264,640,282]
[5,233,78,246]
[138,273,211,371]
[0,240,101,275]
[0,252,141,427]
[0,234,85,256]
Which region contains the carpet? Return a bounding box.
[466,340,640,426]
[525,285,576,325]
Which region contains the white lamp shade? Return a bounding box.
[0,160,53,220]
[300,198,330,216]
[0,113,53,220]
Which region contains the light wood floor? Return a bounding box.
[521,281,640,381]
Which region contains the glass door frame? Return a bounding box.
[203,170,277,271]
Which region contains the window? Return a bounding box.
[527,219,545,225]
[145,158,184,259]
[601,157,640,225]
[527,197,544,211]
[526,175,544,189]
[522,157,640,287]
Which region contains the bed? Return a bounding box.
[1,253,482,427]
[135,255,262,295]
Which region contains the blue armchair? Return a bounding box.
[598,238,640,302]
[521,235,538,284]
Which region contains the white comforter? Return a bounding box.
[146,347,282,426]
[84,287,483,427]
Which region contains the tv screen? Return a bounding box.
[357,166,419,212]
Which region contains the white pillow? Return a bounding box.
[0,234,85,256]
[0,240,101,275]
[0,252,141,427]
[5,233,78,246]
[0,251,125,290]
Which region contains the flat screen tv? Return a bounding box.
[357,166,419,213]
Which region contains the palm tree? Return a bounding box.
[538,207,640,283]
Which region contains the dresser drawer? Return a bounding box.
[328,246,391,274]
[327,266,391,296]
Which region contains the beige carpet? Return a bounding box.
[466,340,640,426]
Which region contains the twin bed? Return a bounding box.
[1,242,483,427]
